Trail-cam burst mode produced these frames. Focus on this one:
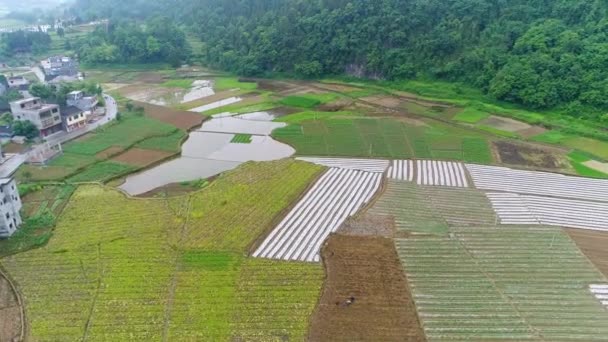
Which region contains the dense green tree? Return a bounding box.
[13,120,39,139]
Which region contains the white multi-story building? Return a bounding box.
[10,97,63,137]
[0,178,22,238]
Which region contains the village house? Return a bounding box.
[67,90,98,115]
[40,56,79,81]
[7,76,30,97]
[9,97,63,137]
[0,177,22,238]
[60,105,86,132]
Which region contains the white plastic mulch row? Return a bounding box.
[253,168,383,262]
[387,160,414,181]
[387,160,469,187]
[590,285,608,307]
[467,164,608,202]
[296,157,389,173]
[486,192,608,231]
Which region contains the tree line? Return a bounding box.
[69,0,608,121]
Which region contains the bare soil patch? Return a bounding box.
[0,272,22,342]
[2,143,26,154]
[134,101,204,130]
[256,79,296,93]
[361,95,403,108]
[480,115,531,132]
[313,82,360,93]
[566,229,608,277]
[112,148,174,167]
[95,146,125,159]
[494,141,569,170]
[583,160,608,174]
[392,90,452,108]
[135,72,165,84]
[518,126,548,138]
[339,213,395,237]
[308,234,426,342]
[318,98,354,112]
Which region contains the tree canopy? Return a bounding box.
[69,0,608,120]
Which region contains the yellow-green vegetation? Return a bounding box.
[161,79,193,89]
[568,150,608,179]
[176,160,323,250]
[276,110,363,124]
[534,131,608,160]
[231,134,252,144]
[1,160,324,341]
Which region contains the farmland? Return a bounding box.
[396,227,608,341]
[1,160,324,341]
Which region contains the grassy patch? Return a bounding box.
[276,110,363,124]
[279,96,322,108]
[48,152,98,169]
[161,79,193,89]
[273,117,493,163]
[62,115,177,156]
[135,130,186,152]
[568,150,608,178]
[532,130,569,144]
[214,77,258,91]
[230,134,252,144]
[67,161,136,183]
[563,137,608,160]
[453,107,491,123]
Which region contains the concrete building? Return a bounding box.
[40,56,78,81]
[60,105,86,132]
[0,177,22,238]
[10,97,63,137]
[67,90,98,115]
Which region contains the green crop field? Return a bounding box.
[276,110,363,124]
[62,115,178,156]
[273,117,493,163]
[66,161,136,183]
[1,159,324,341]
[231,134,252,144]
[135,130,186,152]
[279,96,322,108]
[368,181,498,234]
[396,227,608,341]
[453,107,491,123]
[214,77,258,91]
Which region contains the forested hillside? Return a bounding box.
[69,0,608,121]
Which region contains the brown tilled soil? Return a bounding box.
[0,273,22,342]
[566,229,608,277]
[494,141,568,170]
[361,95,403,108]
[2,143,26,154]
[338,213,395,237]
[134,72,165,83]
[95,146,125,159]
[308,234,426,342]
[318,99,354,112]
[112,148,174,167]
[517,126,548,138]
[133,101,204,130]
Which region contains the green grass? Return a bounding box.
[273,117,493,163]
[276,110,363,124]
[230,134,252,144]
[214,77,258,91]
[62,115,177,156]
[568,150,608,178]
[534,131,608,160]
[279,96,322,108]
[161,79,193,89]
[135,130,186,152]
[66,161,136,183]
[453,107,491,123]
[47,152,98,169]
[532,130,569,144]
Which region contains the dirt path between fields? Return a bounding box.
[0,266,24,342]
[308,234,425,341]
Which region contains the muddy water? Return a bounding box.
[119,115,293,195]
[133,80,215,106]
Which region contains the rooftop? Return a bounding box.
[61,105,83,117]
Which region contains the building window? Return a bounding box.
[9,223,13,229]
[52,108,58,113]
[5,213,9,219]
[20,104,24,108]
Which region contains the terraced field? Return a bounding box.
[396,227,608,341]
[0,160,324,341]
[367,180,497,234]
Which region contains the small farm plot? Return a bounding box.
[396,227,608,342]
[253,168,383,262]
[590,285,608,308]
[486,192,608,231]
[466,164,608,202]
[368,180,497,234]
[296,157,389,173]
[388,160,469,187]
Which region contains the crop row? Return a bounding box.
[254,168,382,262]
[466,164,608,202]
[486,192,608,231]
[396,227,608,341]
[296,157,389,173]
